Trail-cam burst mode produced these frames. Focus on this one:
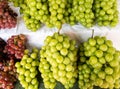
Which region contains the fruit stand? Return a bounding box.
[0,0,120,89]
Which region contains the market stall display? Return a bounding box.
[0,0,120,89]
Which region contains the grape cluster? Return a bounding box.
[8,0,26,14]
[23,0,42,32]
[0,0,17,29]
[0,71,17,89]
[39,32,78,89]
[9,0,41,31]
[0,58,17,89]
[78,36,120,89]
[8,0,24,7]
[0,38,16,74]
[23,14,41,31]
[32,0,49,25]
[65,0,75,25]
[47,0,66,29]
[0,37,17,89]
[4,34,26,60]
[39,58,56,89]
[72,0,95,28]
[9,0,77,30]
[0,38,6,55]
[0,59,16,74]
[9,0,119,30]
[15,48,39,89]
[93,0,119,27]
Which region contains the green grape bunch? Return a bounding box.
[23,14,41,32]
[78,36,120,89]
[39,32,78,89]
[72,0,95,28]
[47,0,67,29]
[39,58,56,89]
[15,48,40,89]
[27,0,49,23]
[93,0,119,27]
[9,0,119,31]
[22,0,43,31]
[65,0,76,25]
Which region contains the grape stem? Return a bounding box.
[58,31,60,34]
[58,28,61,34]
[91,29,94,38]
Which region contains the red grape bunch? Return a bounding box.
[0,37,6,60]
[0,37,6,52]
[0,71,17,89]
[0,59,16,75]
[0,37,8,63]
[0,0,17,29]
[0,59,17,89]
[4,34,26,60]
[0,37,17,89]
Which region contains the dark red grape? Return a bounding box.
[0,71,17,89]
[0,0,17,29]
[4,34,26,60]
